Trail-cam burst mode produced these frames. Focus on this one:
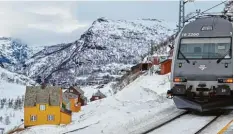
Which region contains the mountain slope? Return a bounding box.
[0,37,32,72]
[0,67,35,86]
[25,18,174,86]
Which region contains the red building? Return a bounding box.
[152,54,168,65]
[90,90,106,102]
[160,59,172,75]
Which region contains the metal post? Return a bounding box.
[178,0,183,32]
[179,0,195,32]
[182,1,185,27]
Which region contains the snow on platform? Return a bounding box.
[18,73,185,134]
[218,120,233,134]
[198,111,233,134]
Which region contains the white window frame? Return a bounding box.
[47,115,54,121]
[39,104,46,111]
[30,115,37,121]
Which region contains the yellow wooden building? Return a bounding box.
[24,86,72,128]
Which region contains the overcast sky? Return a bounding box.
[0,1,225,47]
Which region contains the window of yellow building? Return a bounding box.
[30,115,37,121]
[47,115,54,121]
[39,104,46,111]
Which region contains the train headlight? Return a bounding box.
[217,78,233,83]
[173,77,187,82]
[179,63,182,68]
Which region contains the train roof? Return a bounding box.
[181,16,232,38]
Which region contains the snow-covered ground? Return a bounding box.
[0,107,24,133]
[81,82,115,101]
[0,80,25,99]
[0,79,25,133]
[17,73,187,134]
[0,67,34,133]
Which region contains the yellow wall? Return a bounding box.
[24,104,61,127]
[60,112,71,124]
[69,98,81,112]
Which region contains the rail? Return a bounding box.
[141,111,189,134]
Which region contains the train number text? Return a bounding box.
[182,33,199,37]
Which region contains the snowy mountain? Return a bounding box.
[0,37,32,72]
[28,45,46,55]
[24,17,174,87]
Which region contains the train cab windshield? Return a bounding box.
[178,37,232,59]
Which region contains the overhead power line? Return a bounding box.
[183,0,228,23]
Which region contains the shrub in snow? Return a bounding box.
[8,99,13,108]
[0,116,2,122]
[13,97,23,110]
[0,100,5,109]
[4,116,10,125]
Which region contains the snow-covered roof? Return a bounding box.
[64,92,78,99]
[24,86,61,107]
[70,86,85,95]
[93,90,106,98]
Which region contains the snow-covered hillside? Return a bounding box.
[0,67,35,86]
[0,37,32,72]
[0,67,35,133]
[17,73,185,134]
[24,18,174,87]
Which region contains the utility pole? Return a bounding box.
[178,0,195,32]
[178,0,185,32]
[150,41,154,56]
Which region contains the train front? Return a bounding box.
[167,16,233,112]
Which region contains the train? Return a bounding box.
[167,15,233,112]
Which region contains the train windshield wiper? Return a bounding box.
[216,49,231,64]
[179,50,190,63]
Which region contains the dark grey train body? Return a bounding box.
[168,16,233,112]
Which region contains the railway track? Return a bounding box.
[141,111,190,134]
[142,110,227,134]
[194,114,221,134]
